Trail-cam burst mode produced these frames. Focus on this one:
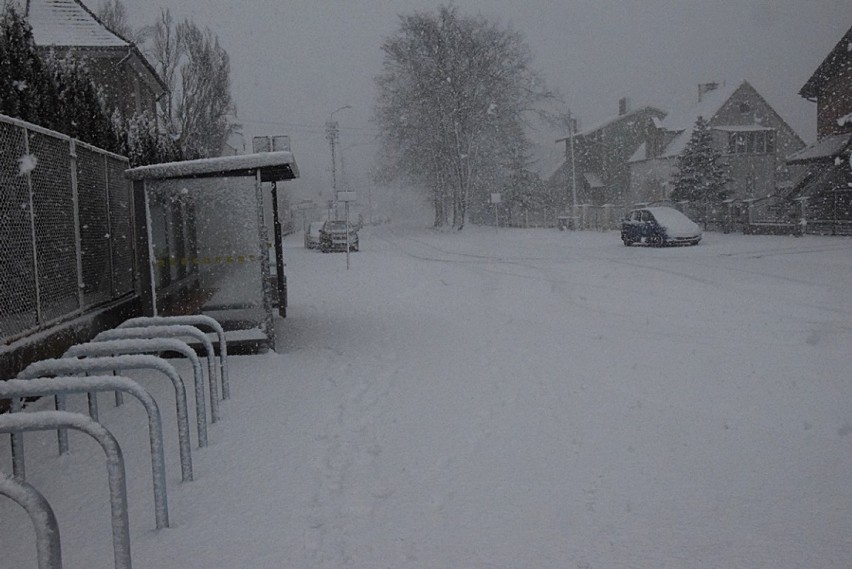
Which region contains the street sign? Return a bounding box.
[337,191,357,202]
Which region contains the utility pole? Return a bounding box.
[325,120,339,191]
[326,105,351,193]
[567,109,578,229]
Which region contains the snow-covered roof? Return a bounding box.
[583,172,604,188]
[800,25,852,99]
[657,82,739,133]
[786,133,852,163]
[628,142,647,163]
[125,151,300,182]
[655,82,743,159]
[26,0,129,48]
[556,106,666,142]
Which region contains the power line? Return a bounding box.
[237,117,380,136]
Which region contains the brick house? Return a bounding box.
[17,0,166,119]
[548,99,666,211]
[786,25,852,234]
[629,81,804,208]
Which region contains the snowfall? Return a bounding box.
[1,221,851,568]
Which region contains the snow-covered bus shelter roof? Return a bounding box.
[125,151,299,182]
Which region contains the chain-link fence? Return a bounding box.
[0,114,136,345]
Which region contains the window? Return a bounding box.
[727,130,774,155]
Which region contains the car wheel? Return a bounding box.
[622,236,633,246]
[648,235,664,247]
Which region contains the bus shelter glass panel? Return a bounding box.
[146,176,269,334]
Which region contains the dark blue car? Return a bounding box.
[621,207,702,247]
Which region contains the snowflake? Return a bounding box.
[12,80,27,92]
[18,154,37,175]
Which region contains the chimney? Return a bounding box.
[618,97,631,116]
[698,82,719,103]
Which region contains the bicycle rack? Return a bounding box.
[118,315,231,400]
[94,326,220,420]
[0,472,62,569]
[1,376,169,530]
[0,411,132,569]
[65,338,211,444]
[18,356,193,482]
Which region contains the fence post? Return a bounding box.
[23,126,43,325]
[69,139,84,311]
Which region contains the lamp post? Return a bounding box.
[326,105,351,192]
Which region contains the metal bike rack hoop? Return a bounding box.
[19,355,193,482]
[65,338,210,444]
[0,411,132,569]
[94,326,219,421]
[0,472,63,569]
[118,315,231,399]
[0,376,169,530]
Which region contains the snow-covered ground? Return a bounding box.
[2,224,851,568]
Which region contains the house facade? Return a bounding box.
[629,81,805,207]
[549,100,667,210]
[18,0,166,119]
[786,25,852,234]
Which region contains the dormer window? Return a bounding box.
[739,102,751,114]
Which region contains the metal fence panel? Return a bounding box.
[28,132,79,323]
[107,155,135,296]
[1,114,135,345]
[77,145,112,307]
[0,122,38,339]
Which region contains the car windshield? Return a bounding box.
[2,2,848,568]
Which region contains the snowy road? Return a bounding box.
[2,224,851,568]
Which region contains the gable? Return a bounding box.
[661,81,804,158]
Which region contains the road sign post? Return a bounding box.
[337,192,357,270]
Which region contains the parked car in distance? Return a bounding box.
[319,220,359,252]
[621,206,702,246]
[304,221,324,249]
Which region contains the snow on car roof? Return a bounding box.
[645,206,700,234]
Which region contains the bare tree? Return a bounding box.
[374,5,554,229]
[149,8,182,137]
[175,19,237,159]
[147,12,238,159]
[96,0,150,44]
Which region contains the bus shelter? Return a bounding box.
[126,152,299,350]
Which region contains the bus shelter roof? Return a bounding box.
[125,151,299,183]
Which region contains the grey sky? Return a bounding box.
[124,0,850,200]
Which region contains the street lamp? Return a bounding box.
[326,105,352,192]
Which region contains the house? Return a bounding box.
[549,99,667,210]
[786,25,852,234]
[629,81,805,208]
[15,0,166,119]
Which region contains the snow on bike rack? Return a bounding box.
[18,355,193,482]
[65,338,211,445]
[117,315,230,400]
[93,326,220,420]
